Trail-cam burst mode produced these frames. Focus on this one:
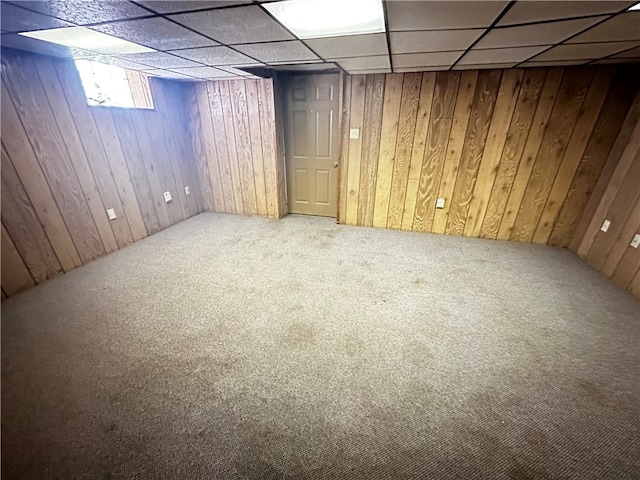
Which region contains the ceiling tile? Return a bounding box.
[612,46,640,58]
[531,41,640,61]
[90,17,217,51]
[14,0,152,25]
[146,69,196,79]
[234,41,318,64]
[497,1,632,26]
[394,67,447,72]
[386,1,510,31]
[0,32,88,57]
[452,63,517,70]
[137,1,251,14]
[1,3,72,32]
[592,57,640,64]
[77,54,156,70]
[335,55,390,71]
[389,29,483,54]
[566,13,640,43]
[169,5,294,44]
[271,63,338,72]
[169,45,258,66]
[168,66,238,78]
[520,60,588,67]
[348,69,392,74]
[217,65,254,75]
[476,17,606,49]
[305,33,387,59]
[458,45,549,65]
[393,51,462,68]
[115,52,202,68]
[269,59,323,65]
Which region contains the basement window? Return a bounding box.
[74,59,154,109]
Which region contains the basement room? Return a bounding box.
[1,0,639,478]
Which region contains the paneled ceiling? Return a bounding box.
[1,0,639,81]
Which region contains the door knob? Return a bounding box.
[333,162,339,168]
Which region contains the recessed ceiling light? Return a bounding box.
[18,27,155,55]
[264,0,385,39]
[629,2,640,10]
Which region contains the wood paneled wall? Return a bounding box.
[338,65,639,246]
[189,78,284,218]
[570,92,640,300]
[1,49,203,297]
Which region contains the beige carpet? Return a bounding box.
[2,213,639,479]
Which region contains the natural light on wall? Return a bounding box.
[264,0,385,39]
[74,60,133,107]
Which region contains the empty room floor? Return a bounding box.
[2,213,639,480]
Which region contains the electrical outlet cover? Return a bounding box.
[106,208,117,220]
[349,128,360,139]
[436,198,446,209]
[163,191,172,203]
[631,234,640,249]
[600,219,611,232]
[185,186,190,195]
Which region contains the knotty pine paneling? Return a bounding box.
[1,48,203,297]
[189,78,284,218]
[571,91,640,300]
[339,65,639,249]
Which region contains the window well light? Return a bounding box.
[628,2,640,10]
[18,27,155,55]
[264,0,385,39]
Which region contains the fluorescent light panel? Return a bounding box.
[18,27,155,55]
[264,0,385,39]
[629,2,640,10]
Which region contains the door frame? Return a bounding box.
[273,70,345,220]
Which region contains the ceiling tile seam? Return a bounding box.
[255,3,348,77]
[449,0,517,70]
[493,12,616,30]
[164,38,297,53]
[514,7,640,67]
[382,0,393,73]
[131,0,257,16]
[3,1,86,31]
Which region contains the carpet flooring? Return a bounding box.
[2,213,639,480]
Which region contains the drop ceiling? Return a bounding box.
[1,0,638,82]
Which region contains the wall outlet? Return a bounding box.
[106,208,117,220]
[184,186,190,195]
[600,219,611,232]
[163,191,172,203]
[349,128,360,139]
[631,234,640,249]
[436,198,446,209]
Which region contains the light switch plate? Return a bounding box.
[185,186,190,195]
[163,191,172,203]
[600,219,611,232]
[436,198,446,209]
[106,208,117,220]
[349,128,360,139]
[631,234,640,249]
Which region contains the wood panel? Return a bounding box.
[1,48,203,297]
[339,65,637,253]
[188,77,283,218]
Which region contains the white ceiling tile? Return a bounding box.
[170,46,259,65]
[386,1,510,31]
[458,45,549,65]
[14,0,151,25]
[531,41,640,61]
[217,65,253,75]
[77,54,156,70]
[1,3,72,32]
[169,66,238,78]
[476,17,607,49]
[453,63,517,70]
[90,17,217,51]
[497,1,632,26]
[592,57,640,64]
[115,52,202,68]
[520,60,588,67]
[138,1,251,14]
[394,66,447,72]
[234,41,318,63]
[169,5,294,44]
[349,68,392,74]
[305,34,387,59]
[146,69,196,79]
[612,46,640,58]
[271,63,337,72]
[335,55,390,70]
[567,13,640,43]
[389,29,483,54]
[393,51,462,68]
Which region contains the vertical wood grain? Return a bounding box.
[1,222,35,295]
[345,75,367,225]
